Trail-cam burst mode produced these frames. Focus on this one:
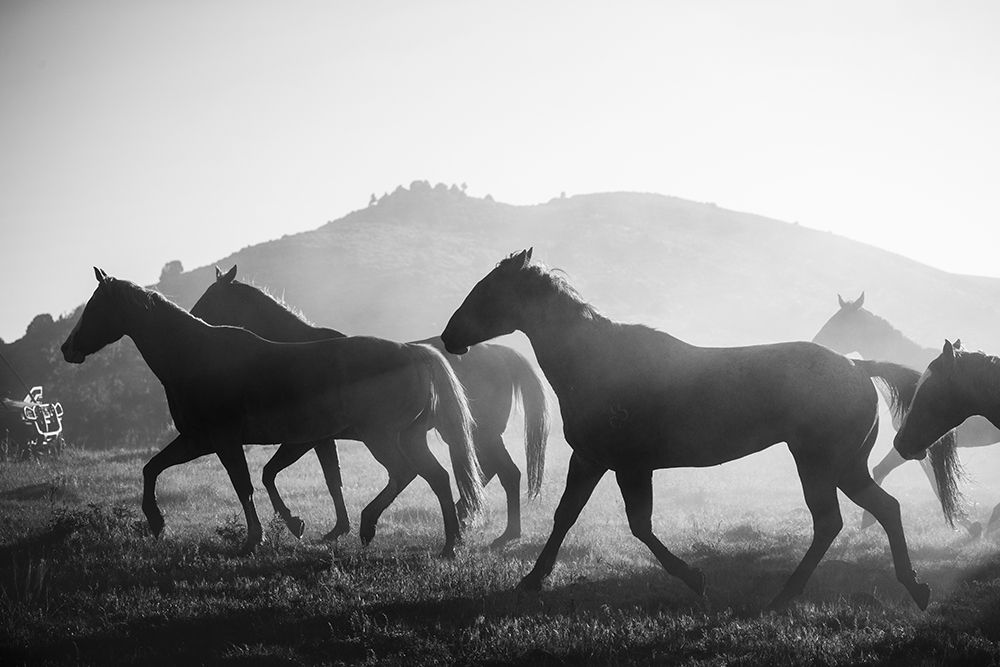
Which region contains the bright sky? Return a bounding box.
[1,0,998,341]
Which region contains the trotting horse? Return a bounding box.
[441,249,958,610]
[190,265,549,549]
[814,293,997,535]
[896,339,1000,535]
[61,269,484,556]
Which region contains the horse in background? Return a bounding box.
[896,339,1000,536]
[191,265,549,549]
[441,249,962,610]
[814,292,997,536]
[61,268,484,557]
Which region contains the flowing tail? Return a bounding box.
[410,344,485,516]
[854,358,966,527]
[494,345,550,498]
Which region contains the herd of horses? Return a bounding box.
[59,249,998,611]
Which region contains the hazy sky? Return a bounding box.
[2,0,998,341]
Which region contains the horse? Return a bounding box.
[896,339,1000,535]
[814,292,998,536]
[61,268,484,557]
[190,265,549,549]
[440,249,961,610]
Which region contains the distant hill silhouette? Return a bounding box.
[4,181,1000,448]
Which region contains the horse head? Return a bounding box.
[813,291,868,353]
[442,248,532,355]
[894,339,966,460]
[61,268,127,363]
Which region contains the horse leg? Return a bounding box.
[617,468,705,595]
[263,442,314,539]
[489,439,524,550]
[216,442,263,555]
[839,464,931,610]
[769,451,843,611]
[142,433,214,538]
[404,430,464,558]
[860,447,907,529]
[518,453,606,592]
[358,432,416,548]
[314,440,351,541]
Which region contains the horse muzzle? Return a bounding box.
[61,340,86,364]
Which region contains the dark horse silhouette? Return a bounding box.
[441,249,955,610]
[815,292,995,536]
[190,265,549,549]
[896,339,1000,535]
[61,269,483,556]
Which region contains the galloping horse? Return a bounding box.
[896,340,1000,535]
[441,249,958,610]
[61,269,484,557]
[814,293,997,535]
[190,266,549,549]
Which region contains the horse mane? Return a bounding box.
[955,348,1000,400]
[854,307,930,354]
[516,261,603,322]
[232,280,315,326]
[110,279,192,318]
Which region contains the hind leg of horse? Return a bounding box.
[404,431,464,558]
[142,434,215,538]
[617,469,705,595]
[357,432,416,548]
[838,465,931,610]
[769,454,843,611]
[489,440,524,550]
[263,442,315,539]
[518,453,606,592]
[216,442,263,555]
[860,447,907,529]
[314,441,351,541]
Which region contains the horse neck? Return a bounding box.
[855,317,933,369]
[125,298,207,383]
[252,304,332,342]
[517,294,608,393]
[958,355,1000,424]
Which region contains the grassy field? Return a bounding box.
[2,426,999,666]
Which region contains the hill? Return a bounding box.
[4,181,1000,448]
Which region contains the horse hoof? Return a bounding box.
[489,533,519,551]
[146,512,165,539]
[516,575,543,593]
[685,568,706,597]
[239,539,262,556]
[440,547,457,559]
[967,522,983,540]
[912,582,931,611]
[323,524,350,542]
[359,529,375,547]
[289,517,306,540]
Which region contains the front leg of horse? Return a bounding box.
[263,442,315,539]
[217,442,263,554]
[617,469,705,596]
[314,440,351,541]
[142,434,214,539]
[518,453,605,591]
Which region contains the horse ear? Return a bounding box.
[525,247,533,262]
[856,292,865,308]
[837,294,846,309]
[215,266,223,279]
[942,339,956,364]
[93,267,109,283]
[954,338,962,350]
[220,265,237,283]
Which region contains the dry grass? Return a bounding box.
[1,427,999,665]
